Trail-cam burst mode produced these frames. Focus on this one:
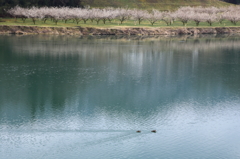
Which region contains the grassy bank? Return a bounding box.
[0,18,239,28]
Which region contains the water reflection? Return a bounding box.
[0,35,240,159]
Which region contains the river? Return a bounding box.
[0,35,240,159]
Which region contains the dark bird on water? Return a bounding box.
[151,130,157,133]
[136,130,141,133]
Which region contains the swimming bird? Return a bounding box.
[136,130,141,133]
[151,130,156,133]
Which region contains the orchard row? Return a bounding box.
[7,6,240,26]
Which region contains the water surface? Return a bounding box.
[0,35,240,159]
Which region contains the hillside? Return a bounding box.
[81,0,231,10]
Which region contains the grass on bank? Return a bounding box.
[0,17,240,28]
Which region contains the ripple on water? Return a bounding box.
[1,35,240,159]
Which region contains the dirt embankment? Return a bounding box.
[1,25,240,35]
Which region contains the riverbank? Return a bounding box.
[1,25,240,35]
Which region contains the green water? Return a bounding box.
[0,35,240,159]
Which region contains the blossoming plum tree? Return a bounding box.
[6,6,240,26]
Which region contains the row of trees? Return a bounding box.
[2,0,240,17]
[0,0,82,16]
[7,6,240,26]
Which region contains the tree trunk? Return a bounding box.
[43,18,48,23]
[55,19,58,25]
[138,19,141,25]
[103,19,106,24]
[83,19,88,24]
[32,18,36,25]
